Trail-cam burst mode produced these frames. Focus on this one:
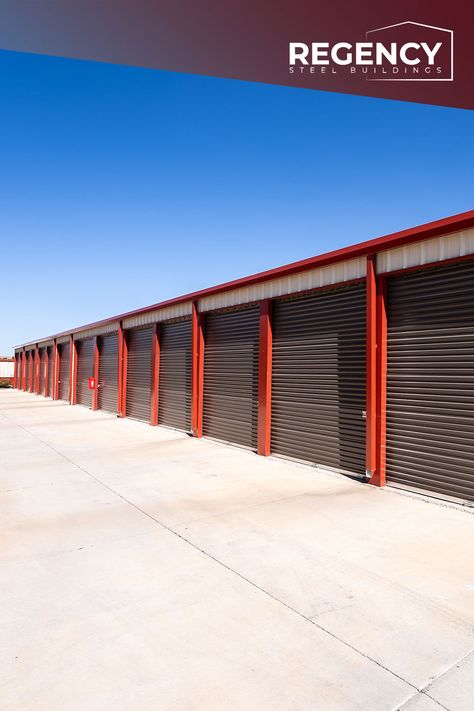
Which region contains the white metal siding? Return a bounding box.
[123,302,192,329]
[73,322,118,340]
[377,228,474,274]
[198,257,367,312]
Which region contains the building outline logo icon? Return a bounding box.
[365,21,454,82]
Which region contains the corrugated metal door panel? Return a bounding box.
[39,348,47,395]
[58,343,70,401]
[203,307,259,449]
[126,327,153,422]
[158,320,192,431]
[76,339,94,408]
[271,284,366,475]
[98,334,119,414]
[25,353,31,391]
[386,261,474,502]
[47,346,54,397]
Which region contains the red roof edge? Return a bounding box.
[15,209,474,348]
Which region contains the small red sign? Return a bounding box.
[88,377,96,390]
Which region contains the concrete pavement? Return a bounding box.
[1,389,473,710]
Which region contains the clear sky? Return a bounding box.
[1,50,473,354]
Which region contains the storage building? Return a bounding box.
[13,210,474,504]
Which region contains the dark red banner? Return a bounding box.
[0,0,472,109]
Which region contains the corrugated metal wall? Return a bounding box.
[123,303,192,330]
[203,307,260,449]
[378,227,474,274]
[58,343,70,401]
[98,333,119,414]
[158,320,192,431]
[199,258,366,312]
[76,339,94,407]
[386,261,474,502]
[126,327,153,422]
[271,284,366,475]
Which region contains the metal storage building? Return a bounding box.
[13,210,474,504]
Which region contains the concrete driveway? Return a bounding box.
[1,389,473,711]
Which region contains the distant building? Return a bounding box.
[0,357,14,386]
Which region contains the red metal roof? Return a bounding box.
[15,209,474,348]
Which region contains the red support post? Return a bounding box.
[366,254,377,480]
[13,355,18,389]
[370,275,388,487]
[150,323,160,425]
[70,336,77,405]
[257,299,272,456]
[120,328,128,417]
[53,340,59,400]
[191,301,204,437]
[117,322,124,416]
[92,337,99,411]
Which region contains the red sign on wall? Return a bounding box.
[88,377,96,390]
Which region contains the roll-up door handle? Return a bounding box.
[361,411,367,419]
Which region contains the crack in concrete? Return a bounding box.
[399,647,474,711]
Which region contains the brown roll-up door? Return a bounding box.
[98,333,119,414]
[20,354,25,390]
[58,342,70,401]
[39,348,47,395]
[386,261,474,502]
[271,284,366,475]
[15,354,20,389]
[126,327,153,422]
[203,307,259,449]
[47,346,54,397]
[158,320,192,431]
[26,353,32,391]
[19,355,24,389]
[76,339,94,407]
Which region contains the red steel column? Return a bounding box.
[191,302,204,437]
[13,355,18,389]
[366,254,377,480]
[53,340,59,400]
[92,337,99,411]
[150,323,160,425]
[70,336,77,405]
[257,299,273,456]
[120,328,128,417]
[370,275,388,487]
[117,322,124,415]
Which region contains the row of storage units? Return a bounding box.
[13,219,474,504]
[14,287,367,478]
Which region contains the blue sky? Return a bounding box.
[1,50,473,353]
